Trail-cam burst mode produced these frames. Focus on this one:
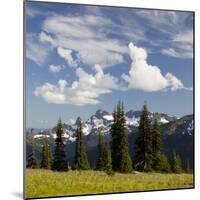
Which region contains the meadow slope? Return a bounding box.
[26,169,193,199]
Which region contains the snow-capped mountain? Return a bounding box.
[29,109,191,143]
[26,111,194,169]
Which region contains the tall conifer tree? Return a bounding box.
[52,117,68,171]
[96,132,105,170]
[171,152,182,173]
[96,132,113,173]
[104,140,113,174]
[73,123,89,170]
[40,143,48,169]
[40,139,52,169]
[110,107,119,171]
[27,139,38,169]
[135,103,153,172]
[110,102,132,172]
[160,153,171,172]
[152,118,162,171]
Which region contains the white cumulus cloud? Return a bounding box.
[57,47,77,68]
[122,43,184,92]
[34,64,119,105]
[49,64,62,73]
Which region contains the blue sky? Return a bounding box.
[25,2,193,128]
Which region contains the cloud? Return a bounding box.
[49,64,62,73]
[122,43,184,92]
[57,47,77,68]
[40,15,127,67]
[173,30,193,44]
[26,33,52,65]
[34,64,119,105]
[161,30,193,59]
[34,43,192,105]
[161,47,192,59]
[26,7,42,18]
[165,72,184,91]
[135,10,193,59]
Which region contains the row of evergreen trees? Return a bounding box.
[27,102,184,174]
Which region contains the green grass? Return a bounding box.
[26,169,193,199]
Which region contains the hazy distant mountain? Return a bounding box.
[26,109,193,170]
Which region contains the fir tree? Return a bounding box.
[40,139,52,169]
[110,107,119,171]
[73,123,90,170]
[40,144,48,169]
[110,102,132,173]
[47,144,52,169]
[160,153,171,172]
[27,139,38,169]
[135,103,153,172]
[186,159,191,173]
[52,117,68,171]
[96,132,106,170]
[96,131,113,174]
[171,152,182,173]
[104,140,113,175]
[152,118,162,171]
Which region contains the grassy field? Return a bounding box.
[26,169,193,199]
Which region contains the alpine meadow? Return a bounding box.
[25,1,194,199]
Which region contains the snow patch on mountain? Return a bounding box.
[160,117,169,124]
[186,120,193,136]
[34,134,50,139]
[103,115,113,121]
[125,116,140,127]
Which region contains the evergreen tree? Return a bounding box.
[40,144,48,169]
[110,102,132,173]
[96,132,106,170]
[152,118,162,171]
[47,144,52,169]
[160,153,171,172]
[73,123,90,170]
[96,132,113,174]
[104,140,113,175]
[171,152,182,173]
[110,107,119,171]
[186,159,191,173]
[40,139,52,169]
[135,103,153,172]
[52,117,68,171]
[27,139,38,169]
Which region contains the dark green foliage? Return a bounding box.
[110,102,132,173]
[110,107,119,171]
[171,152,182,173]
[104,141,113,175]
[152,118,162,171]
[96,133,106,170]
[159,153,171,172]
[135,104,152,172]
[96,132,113,174]
[52,118,68,171]
[27,140,38,169]
[73,123,90,170]
[40,139,52,169]
[186,159,191,173]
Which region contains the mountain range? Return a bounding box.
[26,109,194,170]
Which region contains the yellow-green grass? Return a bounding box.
[26,169,193,199]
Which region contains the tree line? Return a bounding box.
[27,102,185,174]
